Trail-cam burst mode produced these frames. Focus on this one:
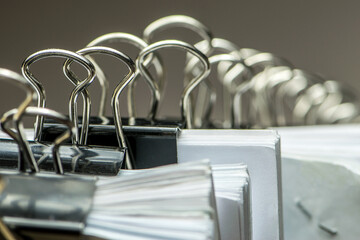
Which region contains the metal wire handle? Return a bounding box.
[143,15,214,121]
[137,40,210,128]
[63,46,136,169]
[143,15,214,55]
[87,32,165,123]
[1,107,75,174]
[186,38,244,128]
[207,54,253,128]
[21,49,96,145]
[0,68,37,172]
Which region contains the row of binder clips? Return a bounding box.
[0,15,357,240]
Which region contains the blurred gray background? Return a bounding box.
[0,0,359,122]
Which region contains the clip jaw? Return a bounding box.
[0,174,96,240]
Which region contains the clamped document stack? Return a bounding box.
[1,14,358,240]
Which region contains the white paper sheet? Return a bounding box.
[177,129,282,240]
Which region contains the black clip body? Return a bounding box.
[0,139,124,176]
[41,119,180,169]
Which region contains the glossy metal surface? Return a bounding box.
[63,46,136,169]
[87,32,165,122]
[21,49,96,145]
[137,40,210,128]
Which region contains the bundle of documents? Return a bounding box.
[84,160,220,240]
[276,125,360,240]
[177,130,282,240]
[121,161,252,240]
[212,163,251,240]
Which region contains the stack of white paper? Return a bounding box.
[177,129,282,240]
[84,161,219,240]
[117,161,251,240]
[276,125,360,240]
[1,128,281,239]
[212,163,251,240]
